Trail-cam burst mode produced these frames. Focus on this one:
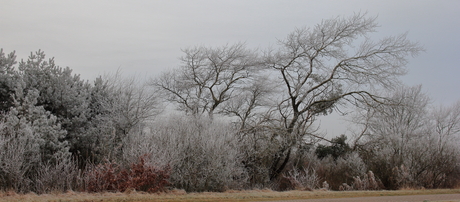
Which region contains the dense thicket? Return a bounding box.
[0,49,160,193]
[1,14,459,193]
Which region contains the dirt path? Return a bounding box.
[275,194,460,202]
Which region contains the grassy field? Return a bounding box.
[1,189,459,202]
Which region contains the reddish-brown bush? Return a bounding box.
[85,155,170,193]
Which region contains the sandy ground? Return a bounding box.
[276,194,460,202]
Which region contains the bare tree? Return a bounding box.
[432,101,460,145]
[356,85,430,153]
[103,71,161,135]
[151,43,259,119]
[354,86,460,189]
[262,13,423,180]
[90,71,162,161]
[428,101,460,187]
[149,13,422,184]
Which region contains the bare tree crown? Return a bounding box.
[151,13,423,180]
[152,42,259,117]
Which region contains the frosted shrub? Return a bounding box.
[0,128,37,192]
[0,89,74,193]
[361,128,460,189]
[351,171,382,190]
[122,115,247,192]
[322,181,329,190]
[0,119,78,194]
[316,152,367,190]
[34,156,80,194]
[284,168,320,190]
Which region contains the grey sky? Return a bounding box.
[1,1,459,136]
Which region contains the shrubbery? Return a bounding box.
[1,13,459,194]
[121,115,247,192]
[85,155,170,193]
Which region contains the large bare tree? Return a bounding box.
[151,13,423,182]
[263,13,423,179]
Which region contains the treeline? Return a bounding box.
[1,13,459,194]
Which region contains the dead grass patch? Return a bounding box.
[0,189,459,202]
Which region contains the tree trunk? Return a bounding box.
[270,148,291,180]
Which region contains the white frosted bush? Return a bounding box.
[122,115,247,192]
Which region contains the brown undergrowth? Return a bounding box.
[85,155,170,193]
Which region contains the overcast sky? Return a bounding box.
[2,0,460,136]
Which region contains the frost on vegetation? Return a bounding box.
[1,13,460,193]
[121,115,247,192]
[0,88,73,193]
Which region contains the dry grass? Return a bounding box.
[0,189,459,202]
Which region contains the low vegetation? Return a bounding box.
[85,155,170,193]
